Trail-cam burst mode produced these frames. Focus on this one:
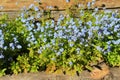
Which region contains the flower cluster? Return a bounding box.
[0,0,120,75]
[17,2,120,68]
[18,2,120,68]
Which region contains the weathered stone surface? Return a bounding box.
[0,0,120,11]
[0,0,35,10]
[0,67,120,80]
[110,67,120,76]
[0,0,120,19]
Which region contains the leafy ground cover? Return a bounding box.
[0,0,120,78]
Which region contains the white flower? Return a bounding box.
[114,25,119,32]
[117,33,120,37]
[107,41,111,45]
[103,51,107,55]
[94,8,98,12]
[80,38,85,42]
[28,44,31,47]
[43,38,47,43]
[34,6,39,11]
[59,48,64,52]
[78,4,84,8]
[36,22,41,27]
[80,42,83,45]
[0,53,4,59]
[92,0,95,5]
[88,30,93,38]
[36,13,41,18]
[87,2,91,8]
[96,46,102,51]
[76,48,80,54]
[16,45,22,49]
[0,40,4,48]
[1,24,7,27]
[51,39,55,45]
[31,16,34,20]
[69,43,74,47]
[85,44,88,47]
[71,36,77,42]
[40,27,44,32]
[29,4,34,9]
[13,37,17,42]
[103,27,109,35]
[38,49,42,54]
[45,43,51,48]
[21,18,26,23]
[103,30,110,35]
[54,32,58,38]
[58,30,63,38]
[112,39,120,45]
[81,28,86,33]
[87,21,92,26]
[31,35,35,41]
[9,43,14,47]
[20,13,24,18]
[9,43,15,50]
[98,32,102,37]
[0,30,2,35]
[70,18,75,25]
[56,51,62,56]
[4,46,7,50]
[68,38,72,42]
[69,61,73,66]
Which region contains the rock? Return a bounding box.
[110,67,120,80]
[90,62,110,80]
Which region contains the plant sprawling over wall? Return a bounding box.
[0,0,120,76]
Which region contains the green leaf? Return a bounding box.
[28,48,34,58]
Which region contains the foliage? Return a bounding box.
[0,0,120,76]
[0,69,6,77]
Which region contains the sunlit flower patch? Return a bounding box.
[0,0,120,75]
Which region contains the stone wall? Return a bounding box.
[0,0,120,19]
[0,67,120,80]
[0,0,120,11]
